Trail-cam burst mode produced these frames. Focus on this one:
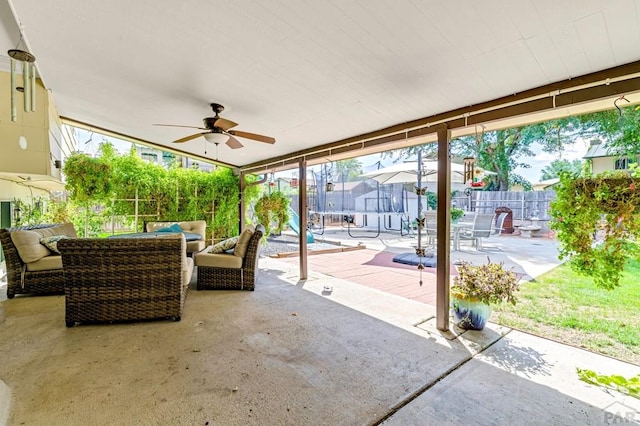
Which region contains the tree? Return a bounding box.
[385,118,583,190]
[329,159,363,181]
[576,105,640,155]
[540,159,583,181]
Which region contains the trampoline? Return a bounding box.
[392,252,437,267]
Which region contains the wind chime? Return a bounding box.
[414,149,426,286]
[8,34,37,122]
[465,125,487,188]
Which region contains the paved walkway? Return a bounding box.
[274,228,564,306]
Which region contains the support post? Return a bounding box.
[134,187,139,232]
[299,160,308,280]
[239,171,246,231]
[436,126,451,331]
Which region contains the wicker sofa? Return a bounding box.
[194,224,264,291]
[145,220,206,255]
[58,234,193,327]
[0,223,77,299]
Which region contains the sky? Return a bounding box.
[74,128,590,184]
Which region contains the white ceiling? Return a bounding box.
[2,0,640,169]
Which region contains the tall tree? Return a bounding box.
[384,118,582,190]
[540,159,583,180]
[329,159,363,181]
[576,104,640,155]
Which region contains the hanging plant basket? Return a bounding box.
[550,171,640,289]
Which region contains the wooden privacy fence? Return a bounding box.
[452,190,556,221]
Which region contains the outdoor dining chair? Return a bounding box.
[459,213,496,251]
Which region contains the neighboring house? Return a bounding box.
[318,180,375,212]
[532,178,560,191]
[583,140,639,174]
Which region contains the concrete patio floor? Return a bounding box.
[1,247,639,425]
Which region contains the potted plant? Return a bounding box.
[450,259,519,330]
[550,170,640,289]
[450,207,465,223]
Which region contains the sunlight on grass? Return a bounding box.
[493,260,640,365]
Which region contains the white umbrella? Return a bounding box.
[361,161,474,185]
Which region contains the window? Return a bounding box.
[614,157,636,170]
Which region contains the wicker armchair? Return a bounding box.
[0,224,73,299]
[195,224,264,291]
[58,235,193,327]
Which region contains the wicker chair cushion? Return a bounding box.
[234,227,255,258]
[11,223,77,263]
[209,236,239,253]
[195,252,243,268]
[26,255,63,272]
[11,230,52,262]
[40,235,70,254]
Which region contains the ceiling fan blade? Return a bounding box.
[153,123,208,130]
[214,118,238,131]
[226,135,244,149]
[173,132,209,143]
[228,130,275,144]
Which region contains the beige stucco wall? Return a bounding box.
[0,70,74,179]
[591,157,613,175]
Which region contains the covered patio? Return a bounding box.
[1,260,639,424]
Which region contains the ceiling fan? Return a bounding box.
[154,103,275,150]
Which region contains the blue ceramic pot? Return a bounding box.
[452,297,492,330]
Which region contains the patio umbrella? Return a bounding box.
[361,161,484,185]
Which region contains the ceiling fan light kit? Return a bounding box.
[203,132,229,144]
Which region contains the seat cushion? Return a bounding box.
[25,255,63,272]
[182,257,194,286]
[11,223,77,263]
[12,230,52,262]
[234,227,255,258]
[186,240,205,253]
[195,252,243,269]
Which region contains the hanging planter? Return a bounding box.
[550,171,640,289]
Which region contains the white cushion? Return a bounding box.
[234,227,255,258]
[25,255,63,272]
[195,252,243,268]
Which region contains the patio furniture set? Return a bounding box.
[0,222,265,327]
[423,211,508,251]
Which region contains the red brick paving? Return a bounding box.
[276,249,458,306]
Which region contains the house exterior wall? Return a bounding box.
[0,70,74,178]
[0,70,75,227]
[591,157,614,175]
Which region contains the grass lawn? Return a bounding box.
[492,260,640,366]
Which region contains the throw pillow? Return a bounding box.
[157,223,183,233]
[40,235,70,254]
[209,236,239,253]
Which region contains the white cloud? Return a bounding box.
[515,140,589,182]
